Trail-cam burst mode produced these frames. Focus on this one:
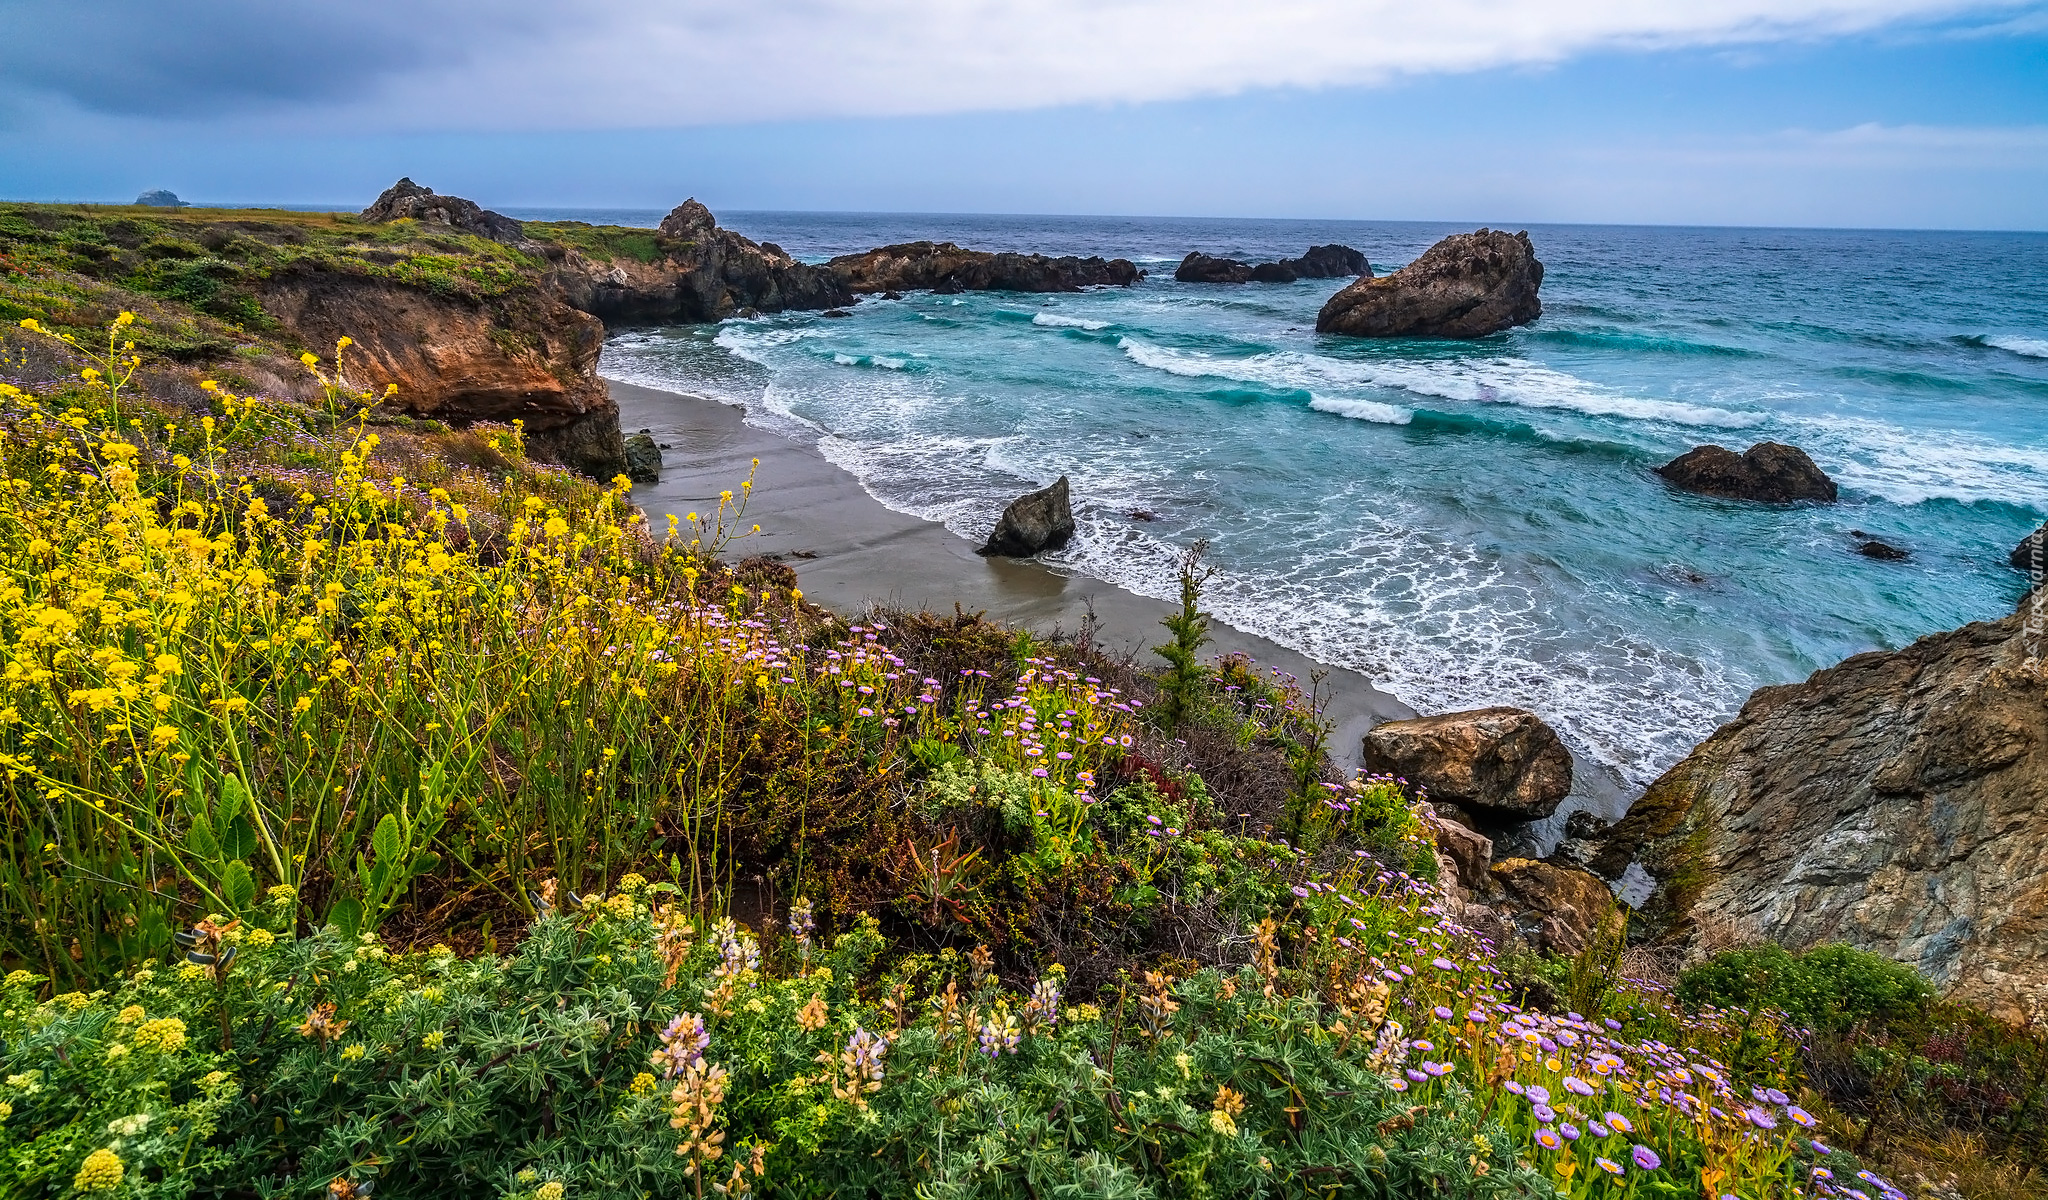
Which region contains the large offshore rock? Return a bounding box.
[1175,252,1254,284]
[1656,442,1838,503]
[828,242,1141,295]
[1362,707,1573,822]
[1595,594,2048,1021]
[978,476,1076,557]
[1315,229,1541,338]
[1179,245,1369,285]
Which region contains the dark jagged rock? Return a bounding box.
[1859,539,1910,561]
[1362,707,1572,823]
[2012,523,2047,571]
[978,476,1076,557]
[1180,245,1370,285]
[1593,593,2048,1020]
[1656,442,1838,503]
[1316,229,1541,338]
[1175,253,1253,284]
[828,242,1141,295]
[624,431,662,485]
[134,189,186,208]
[361,177,528,246]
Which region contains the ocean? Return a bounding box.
[512,208,2048,790]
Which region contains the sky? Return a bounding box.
[1,0,2045,229]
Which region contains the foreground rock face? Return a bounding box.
[1316,230,1541,338]
[258,269,625,478]
[1595,595,2048,1020]
[1362,707,1573,822]
[1177,245,1369,285]
[828,242,1141,295]
[362,177,529,246]
[1490,858,1618,957]
[979,477,1076,557]
[2013,523,2047,571]
[1656,442,1838,503]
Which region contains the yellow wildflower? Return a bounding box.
[131,1017,187,1053]
[72,1148,125,1192]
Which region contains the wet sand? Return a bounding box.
[607,378,1415,769]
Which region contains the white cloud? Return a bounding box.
[6,0,2036,130]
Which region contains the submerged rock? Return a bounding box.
[1315,229,1541,338]
[361,177,528,246]
[1362,707,1572,823]
[1858,539,1910,561]
[1594,593,2048,1020]
[1656,442,1837,503]
[829,242,1140,295]
[624,431,662,485]
[978,476,1076,557]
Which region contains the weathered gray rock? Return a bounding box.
[978,476,1076,557]
[361,177,529,246]
[1490,858,1618,956]
[624,431,662,485]
[1595,593,2048,1021]
[1362,707,1573,822]
[1656,442,1838,503]
[2012,523,2047,572]
[1316,229,1541,338]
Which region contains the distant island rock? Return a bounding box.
[1656,442,1838,503]
[979,477,1076,557]
[1590,590,2048,1022]
[829,242,1141,295]
[1176,244,1369,285]
[1315,229,1541,338]
[361,177,529,246]
[134,189,187,207]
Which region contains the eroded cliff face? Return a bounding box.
[259,269,625,478]
[548,200,851,324]
[1597,591,2048,1021]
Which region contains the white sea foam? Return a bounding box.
[1791,413,2048,507]
[1985,334,2048,359]
[1308,394,1413,425]
[1117,338,1763,429]
[1033,313,1112,331]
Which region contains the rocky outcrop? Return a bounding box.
[547,200,851,324]
[1178,245,1369,285]
[1656,442,1837,503]
[1594,595,2048,1020]
[1428,811,1495,894]
[257,268,625,479]
[1362,707,1573,823]
[624,431,663,485]
[2013,523,2047,571]
[978,477,1076,557]
[828,243,1140,295]
[361,177,529,247]
[1490,858,1618,956]
[1316,230,1541,338]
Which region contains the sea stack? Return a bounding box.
[1656,442,1837,503]
[1315,229,1540,338]
[979,477,1076,557]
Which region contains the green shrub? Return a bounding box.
[1677,942,1934,1034]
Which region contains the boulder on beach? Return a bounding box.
[1315,229,1541,338]
[624,431,662,485]
[1656,442,1837,503]
[2012,523,2047,571]
[978,476,1076,558]
[1362,706,1573,823]
[361,177,529,246]
[1178,245,1370,285]
[1592,590,2048,1021]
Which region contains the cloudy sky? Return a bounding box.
[2,0,2045,227]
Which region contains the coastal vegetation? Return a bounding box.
[0,258,2042,1196]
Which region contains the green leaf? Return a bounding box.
[222,814,257,861]
[372,813,402,863]
[327,897,363,940]
[185,818,220,861]
[183,759,208,817]
[222,860,256,910]
[410,851,441,879]
[217,773,248,826]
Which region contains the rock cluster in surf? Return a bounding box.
[1316,229,1542,338]
[828,242,1142,295]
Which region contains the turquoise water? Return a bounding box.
[580,213,2048,788]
